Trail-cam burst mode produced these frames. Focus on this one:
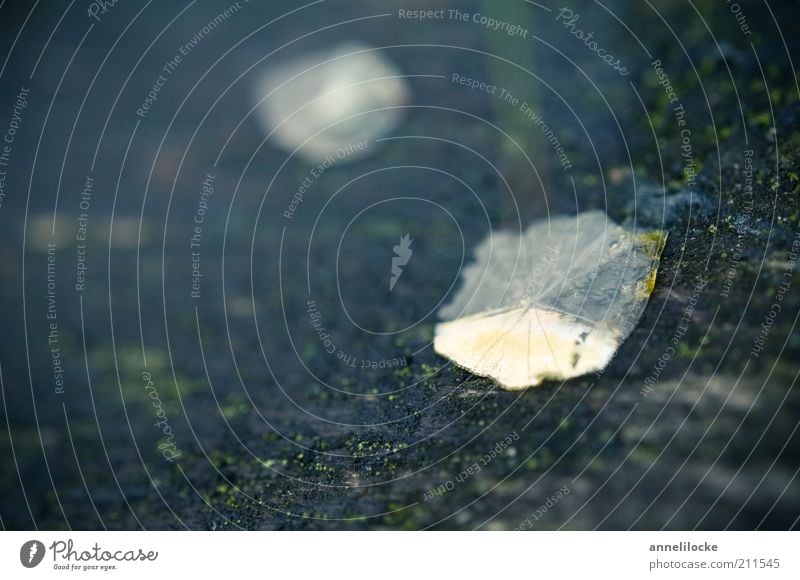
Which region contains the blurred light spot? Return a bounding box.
[253,42,411,165]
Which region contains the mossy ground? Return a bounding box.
[1,0,798,530]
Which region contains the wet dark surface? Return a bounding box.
[0,0,799,530]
